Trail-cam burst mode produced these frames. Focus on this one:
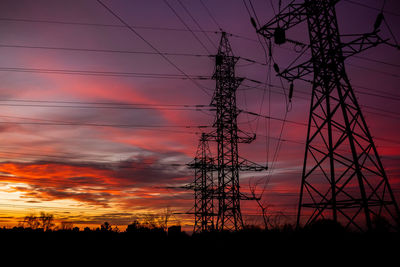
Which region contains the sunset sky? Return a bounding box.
[0,0,399,230]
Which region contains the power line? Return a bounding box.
[2,15,396,71]
[0,15,262,41]
[0,120,211,129]
[0,66,211,80]
[347,62,400,79]
[243,82,400,122]
[0,16,217,33]
[0,113,212,131]
[0,102,214,111]
[0,150,191,168]
[0,138,397,172]
[364,110,400,122]
[1,6,398,147]
[199,0,222,31]
[352,55,400,69]
[342,0,400,17]
[9,91,396,129]
[0,152,194,174]
[2,106,399,145]
[246,76,400,105]
[242,0,286,192]
[177,0,218,50]
[241,109,400,145]
[163,0,212,54]
[0,44,266,66]
[232,31,400,70]
[362,105,400,117]
[353,83,400,100]
[95,0,212,96]
[0,99,211,108]
[243,78,400,117]
[0,43,265,67]
[0,43,211,58]
[1,13,397,70]
[241,30,400,79]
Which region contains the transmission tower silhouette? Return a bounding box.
[188,133,216,233]
[256,0,400,230]
[189,32,267,232]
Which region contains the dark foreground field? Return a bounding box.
[1,221,399,264]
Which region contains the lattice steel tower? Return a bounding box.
[257,0,400,230]
[188,133,216,233]
[189,32,267,232]
[213,32,245,231]
[212,32,267,231]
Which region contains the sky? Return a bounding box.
[0,0,399,231]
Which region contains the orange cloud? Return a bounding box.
[0,157,192,209]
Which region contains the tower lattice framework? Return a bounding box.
[213,32,247,231]
[188,133,216,233]
[257,0,400,230]
[189,32,267,232]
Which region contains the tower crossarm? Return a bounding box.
[277,59,313,82]
[238,156,268,172]
[256,1,308,39]
[340,31,389,59]
[186,159,217,171]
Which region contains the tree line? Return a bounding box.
[4,210,182,234]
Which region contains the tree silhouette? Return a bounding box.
[39,212,55,231]
[22,214,40,229]
[158,207,173,231]
[100,222,112,232]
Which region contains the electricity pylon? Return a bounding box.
[256,0,400,230]
[187,133,216,233]
[189,32,267,232]
[211,32,268,231]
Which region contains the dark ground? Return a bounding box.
[1,220,399,264]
